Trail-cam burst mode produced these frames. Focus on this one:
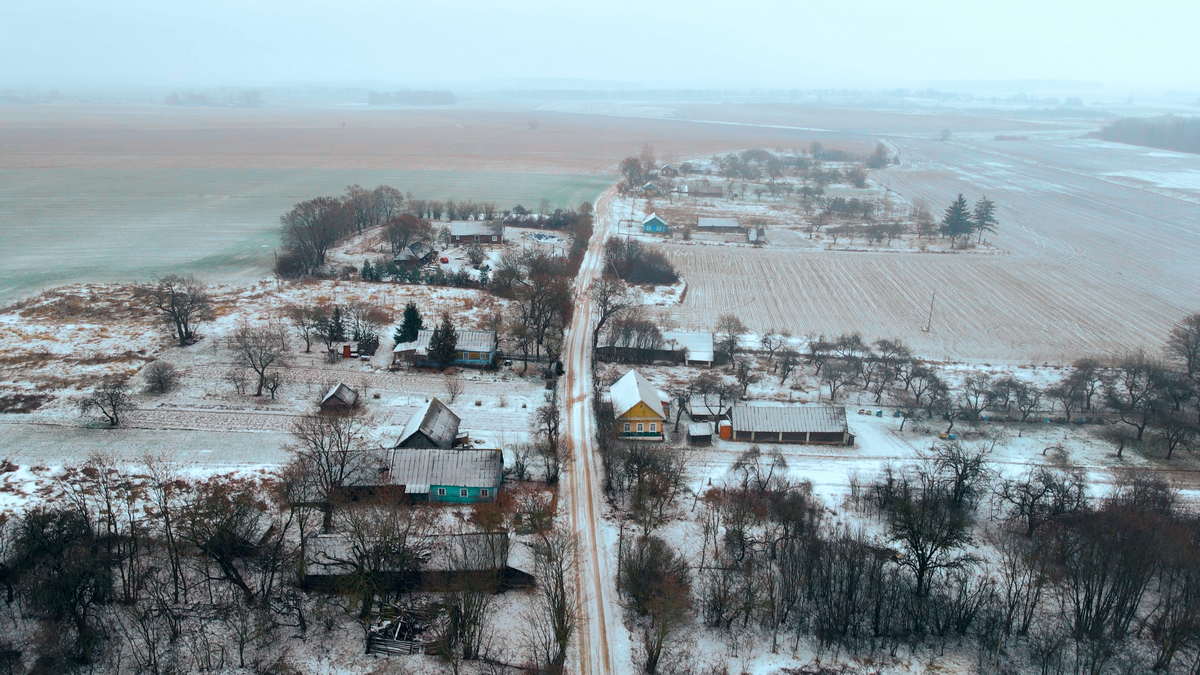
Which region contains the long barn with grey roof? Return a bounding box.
[730,404,853,445]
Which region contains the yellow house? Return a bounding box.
[610,370,667,441]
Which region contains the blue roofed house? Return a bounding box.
[392,328,498,368]
[641,213,669,234]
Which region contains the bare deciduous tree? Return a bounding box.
[79,380,133,427]
[136,274,213,346]
[142,360,178,394]
[287,415,371,533]
[231,324,289,397]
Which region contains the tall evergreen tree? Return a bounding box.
[329,306,346,342]
[972,196,998,244]
[394,302,423,344]
[940,194,973,244]
[360,260,374,281]
[427,312,458,370]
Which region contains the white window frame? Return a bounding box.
[480,488,490,497]
[637,423,644,432]
[460,488,469,497]
[437,488,446,497]
[649,422,657,432]
[623,423,631,432]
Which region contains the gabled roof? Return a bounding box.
[610,370,665,420]
[396,398,461,448]
[385,448,502,490]
[321,382,359,407]
[393,328,497,355]
[688,394,730,416]
[730,404,847,434]
[642,213,667,226]
[450,221,502,237]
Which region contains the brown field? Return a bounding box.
[0,104,855,171]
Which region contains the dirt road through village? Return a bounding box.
[561,186,629,674]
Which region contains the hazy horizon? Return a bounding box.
[3,0,1199,91]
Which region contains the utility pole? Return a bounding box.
[922,290,936,333]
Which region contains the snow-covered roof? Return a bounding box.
[396,397,461,448]
[688,395,730,416]
[642,213,666,225]
[386,448,501,488]
[450,221,501,237]
[393,328,497,355]
[696,216,742,230]
[662,330,714,363]
[730,404,847,434]
[610,370,665,419]
[688,422,713,437]
[305,531,511,576]
[321,382,358,407]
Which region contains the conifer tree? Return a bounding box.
[394,302,423,344]
[428,312,458,370]
[972,196,998,243]
[361,260,374,281]
[940,194,973,244]
[330,306,346,341]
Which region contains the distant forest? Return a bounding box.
[367,90,457,105]
[1093,115,1200,154]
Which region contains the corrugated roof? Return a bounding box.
[393,328,497,354]
[387,448,502,488]
[697,216,742,230]
[321,382,358,406]
[396,398,461,448]
[731,404,847,434]
[610,370,665,419]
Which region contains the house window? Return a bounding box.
[437,488,446,497]
[623,423,631,432]
[637,423,644,432]
[649,423,657,432]
[491,235,498,242]
[468,351,480,360]
[480,488,490,497]
[460,488,469,498]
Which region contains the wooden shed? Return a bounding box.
[687,422,713,445]
[319,382,359,412]
[394,398,463,449]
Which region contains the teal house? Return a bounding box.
[387,448,503,503]
[642,213,670,234]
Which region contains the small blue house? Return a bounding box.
[642,213,669,234]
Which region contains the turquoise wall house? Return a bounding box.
[642,214,669,234]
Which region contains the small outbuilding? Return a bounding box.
[687,421,713,445]
[394,398,462,450]
[730,404,853,445]
[696,216,744,233]
[610,370,666,441]
[394,241,438,268]
[688,395,730,422]
[641,213,669,234]
[320,382,359,412]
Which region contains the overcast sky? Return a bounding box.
[3,0,1197,90]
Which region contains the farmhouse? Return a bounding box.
[319,382,359,412]
[642,213,669,234]
[696,216,744,233]
[394,241,438,268]
[392,328,498,368]
[730,404,853,445]
[449,221,504,245]
[382,447,502,503]
[394,397,463,449]
[610,369,667,441]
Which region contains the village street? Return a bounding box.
[561,186,631,675]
